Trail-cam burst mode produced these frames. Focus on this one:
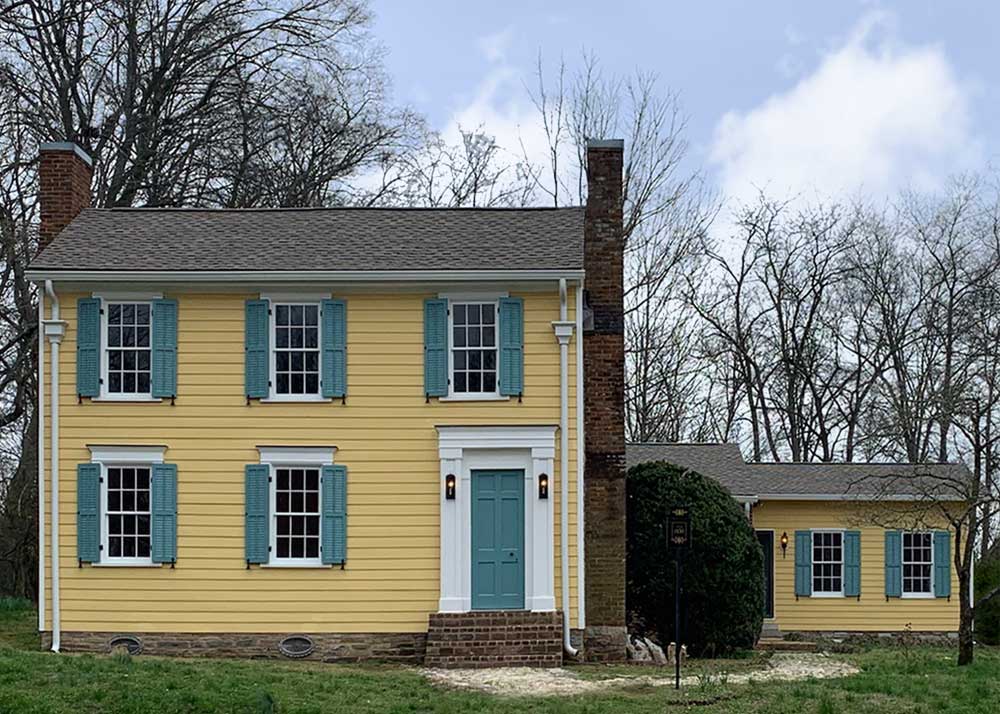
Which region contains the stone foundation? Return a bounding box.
[425,611,563,668]
[583,624,628,662]
[42,630,426,663]
[788,630,959,646]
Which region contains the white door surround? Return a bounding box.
[436,425,557,613]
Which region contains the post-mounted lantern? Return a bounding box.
[445,474,456,500]
[538,473,549,499]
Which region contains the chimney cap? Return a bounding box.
[40,141,93,168]
[586,139,624,150]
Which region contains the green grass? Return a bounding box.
[1,604,998,713]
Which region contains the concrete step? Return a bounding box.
[756,637,818,652]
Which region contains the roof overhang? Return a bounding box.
[746,493,966,502]
[26,268,586,283]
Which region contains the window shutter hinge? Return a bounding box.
[99,545,104,551]
[268,476,272,483]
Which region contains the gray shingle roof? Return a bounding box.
[29,206,584,272]
[626,443,970,500]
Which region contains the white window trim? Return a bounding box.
[261,298,330,403]
[257,446,336,568]
[901,530,936,599]
[93,295,162,402]
[86,444,166,568]
[445,298,502,401]
[810,528,845,598]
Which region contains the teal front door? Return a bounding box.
[471,470,525,610]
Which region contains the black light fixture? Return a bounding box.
[445,473,456,500]
[780,532,789,558]
[538,473,549,499]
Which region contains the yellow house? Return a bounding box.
[28,140,631,665]
[627,443,967,639]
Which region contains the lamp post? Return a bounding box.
[667,507,691,690]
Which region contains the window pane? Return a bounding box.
[276,305,289,325]
[483,326,495,346]
[469,372,482,393]
[108,328,121,347]
[137,373,150,394]
[305,328,318,349]
[453,304,466,325]
[305,353,318,372]
[136,304,150,323]
[484,351,496,370]
[483,373,496,392]
[136,326,149,347]
[109,304,121,323]
[290,305,303,325]
[122,304,134,323]
[454,373,467,393]
[305,374,318,394]
[453,328,466,347]
[276,328,289,348]
[482,307,494,325]
[468,328,481,347]
[137,538,150,558]
[467,304,480,324]
[277,374,289,394]
[469,351,481,370]
[290,374,304,394]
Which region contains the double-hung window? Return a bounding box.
[105,302,152,396]
[273,466,322,562]
[812,531,844,596]
[450,302,498,396]
[273,303,321,398]
[902,532,933,596]
[105,465,152,561]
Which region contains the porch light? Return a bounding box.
[538,473,549,499]
[445,474,456,500]
[780,532,789,558]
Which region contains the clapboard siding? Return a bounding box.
[43,290,580,634]
[754,500,960,632]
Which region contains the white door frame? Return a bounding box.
[436,425,556,612]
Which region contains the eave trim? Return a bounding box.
[26,269,586,283]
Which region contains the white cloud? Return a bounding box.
[477,28,513,64]
[710,12,981,207]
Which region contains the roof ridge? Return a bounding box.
[84,205,585,213]
[748,461,962,466]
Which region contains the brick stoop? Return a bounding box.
[424,611,563,668]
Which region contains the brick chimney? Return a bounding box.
[582,139,626,661]
[38,142,93,254]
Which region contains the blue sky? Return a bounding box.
[371,1,999,204]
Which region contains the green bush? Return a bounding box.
[626,461,764,656]
[976,547,1000,645]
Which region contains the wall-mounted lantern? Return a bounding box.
[780,531,789,558]
[538,473,549,499]
[445,474,456,500]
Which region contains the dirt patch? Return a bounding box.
[422,653,860,697]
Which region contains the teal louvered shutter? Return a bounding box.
[844,531,861,597]
[934,531,951,598]
[884,530,902,598]
[76,298,101,398]
[321,299,347,398]
[498,297,524,396]
[151,463,178,564]
[77,463,101,563]
[245,299,270,399]
[244,465,270,564]
[321,464,347,565]
[424,299,448,397]
[151,298,178,399]
[794,531,812,597]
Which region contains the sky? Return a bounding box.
[370,0,1000,206]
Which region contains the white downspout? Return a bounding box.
[37,288,45,634]
[553,278,578,657]
[575,281,585,632]
[43,280,64,652]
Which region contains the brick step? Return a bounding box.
[425,610,563,668]
[756,637,818,652]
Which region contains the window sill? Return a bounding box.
[438,394,510,402]
[91,561,162,568]
[260,563,332,569]
[809,592,845,598]
[901,593,936,599]
[259,396,332,404]
[90,396,163,403]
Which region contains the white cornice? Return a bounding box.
[27,269,585,283]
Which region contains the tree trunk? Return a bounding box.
[957,577,974,666]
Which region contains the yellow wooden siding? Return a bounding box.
[44,289,580,633]
[753,500,960,632]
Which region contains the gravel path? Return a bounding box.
[422,653,860,697]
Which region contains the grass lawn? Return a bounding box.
[1,600,998,713]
